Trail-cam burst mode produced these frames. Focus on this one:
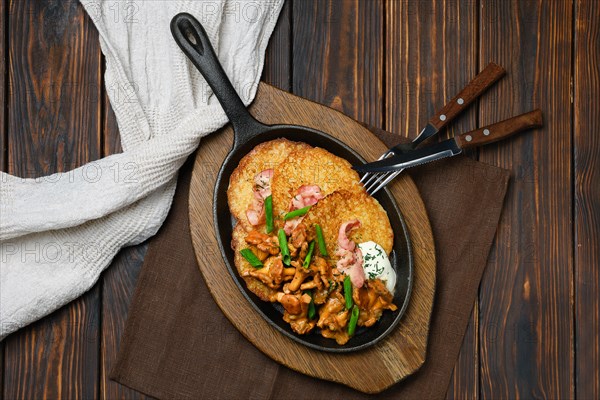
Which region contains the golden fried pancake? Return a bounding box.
[303,189,394,257]
[231,224,278,302]
[271,147,362,220]
[228,138,311,230]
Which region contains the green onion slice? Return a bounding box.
[240,248,263,268]
[343,275,353,310]
[348,305,360,336]
[303,241,315,269]
[315,224,328,257]
[306,290,316,320]
[277,229,291,265]
[283,205,311,220]
[265,195,274,234]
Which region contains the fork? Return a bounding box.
[362,62,506,195]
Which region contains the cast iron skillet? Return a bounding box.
[171,13,413,353]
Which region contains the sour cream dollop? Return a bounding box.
[357,241,396,294]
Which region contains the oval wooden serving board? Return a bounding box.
[189,83,436,394]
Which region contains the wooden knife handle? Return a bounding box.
[455,109,543,149]
[428,62,506,130]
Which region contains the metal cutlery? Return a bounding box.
[355,110,543,178]
[361,62,506,194]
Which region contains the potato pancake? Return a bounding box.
[271,147,362,220]
[228,138,311,230]
[303,189,394,257]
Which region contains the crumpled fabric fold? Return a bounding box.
[0,0,284,339]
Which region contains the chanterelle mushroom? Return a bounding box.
[242,256,283,289]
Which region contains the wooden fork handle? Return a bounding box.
[428,62,506,130]
[455,109,543,149]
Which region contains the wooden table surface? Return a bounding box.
[1,1,598,399]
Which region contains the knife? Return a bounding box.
[390,62,506,155]
[354,109,543,173]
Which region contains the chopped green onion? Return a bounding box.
[343,276,353,309]
[303,241,315,269]
[315,224,328,257]
[265,195,274,234]
[348,305,360,336]
[277,229,291,265]
[283,205,311,220]
[240,248,263,268]
[305,290,316,320]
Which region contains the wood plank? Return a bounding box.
[384,1,479,398]
[478,0,574,398]
[447,305,479,400]
[3,0,102,398]
[0,0,6,170]
[0,0,6,397]
[99,93,152,399]
[574,0,600,398]
[100,243,149,400]
[292,0,383,126]
[385,0,478,141]
[262,0,291,91]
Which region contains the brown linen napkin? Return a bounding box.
[111,126,509,399]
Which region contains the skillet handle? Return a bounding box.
[171,13,266,146]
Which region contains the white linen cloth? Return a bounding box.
[0,0,284,339]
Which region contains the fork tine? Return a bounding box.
[360,150,393,185]
[361,172,381,187]
[364,172,391,193]
[359,172,371,183]
[368,170,402,195]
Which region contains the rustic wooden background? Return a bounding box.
[0,0,598,399]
